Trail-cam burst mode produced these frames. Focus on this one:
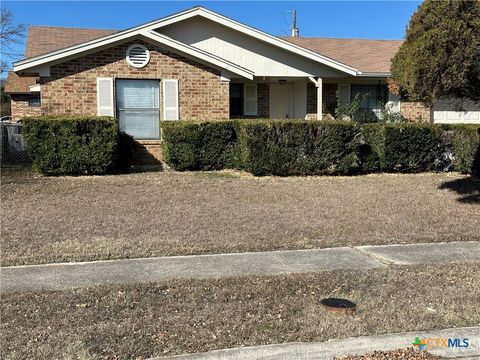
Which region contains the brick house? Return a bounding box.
[5,6,480,161]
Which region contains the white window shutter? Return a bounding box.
[244,84,257,116]
[163,79,179,120]
[96,77,114,116]
[338,84,351,106]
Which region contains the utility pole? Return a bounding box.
[290,9,299,37]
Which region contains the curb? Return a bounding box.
[153,326,480,360]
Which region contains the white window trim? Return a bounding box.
[96,77,114,116]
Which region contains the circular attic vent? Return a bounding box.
[126,44,150,68]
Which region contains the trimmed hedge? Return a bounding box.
[22,116,118,175]
[161,120,480,176]
[448,125,480,175]
[162,121,239,171]
[238,120,362,176]
[362,123,447,172]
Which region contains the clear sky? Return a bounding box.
[2,1,421,67]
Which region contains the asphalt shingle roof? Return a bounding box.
[6,26,402,93]
[24,26,117,58]
[4,72,38,94]
[280,36,402,74]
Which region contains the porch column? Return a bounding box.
[308,77,323,120]
[316,78,322,120]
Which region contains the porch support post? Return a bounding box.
[316,78,322,120]
[308,76,323,120]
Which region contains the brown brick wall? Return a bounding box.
[307,83,338,115]
[10,94,41,121]
[400,102,431,123]
[39,40,229,120]
[134,140,163,165]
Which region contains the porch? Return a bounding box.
[228,77,393,121]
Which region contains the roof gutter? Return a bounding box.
[356,72,391,78]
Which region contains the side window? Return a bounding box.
[28,95,41,107]
[350,84,388,118]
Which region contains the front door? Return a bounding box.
[269,83,293,119]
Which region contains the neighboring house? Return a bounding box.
[4,73,40,120]
[5,6,480,161]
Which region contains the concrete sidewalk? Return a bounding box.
[1,241,479,292]
[156,326,480,360]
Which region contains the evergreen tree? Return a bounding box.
[391,0,480,104]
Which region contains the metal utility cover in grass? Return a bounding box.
[320,297,357,314]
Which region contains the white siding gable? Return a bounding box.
[157,17,346,78]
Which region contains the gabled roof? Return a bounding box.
[13,6,401,77]
[13,9,255,79]
[14,6,361,77]
[281,37,402,74]
[4,71,37,94]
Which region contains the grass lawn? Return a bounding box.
[1,263,478,359]
[1,169,479,266]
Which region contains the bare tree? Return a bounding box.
[0,8,26,75]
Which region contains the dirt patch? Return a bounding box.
[2,170,479,266]
[1,263,478,359]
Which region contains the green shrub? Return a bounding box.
[448,125,480,175]
[239,120,362,176]
[363,123,446,172]
[161,121,239,171]
[22,115,118,175]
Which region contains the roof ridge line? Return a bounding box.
[28,25,118,32]
[280,36,403,42]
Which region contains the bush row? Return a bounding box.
[22,116,479,176]
[162,120,480,176]
[22,116,135,175]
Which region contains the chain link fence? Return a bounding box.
[0,122,31,167]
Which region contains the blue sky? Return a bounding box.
[2,1,421,67]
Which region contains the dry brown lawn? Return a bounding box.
[1,169,479,266]
[1,263,478,359]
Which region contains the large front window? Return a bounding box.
[116,79,160,139]
[350,84,388,119]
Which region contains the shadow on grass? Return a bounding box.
[439,176,480,204]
